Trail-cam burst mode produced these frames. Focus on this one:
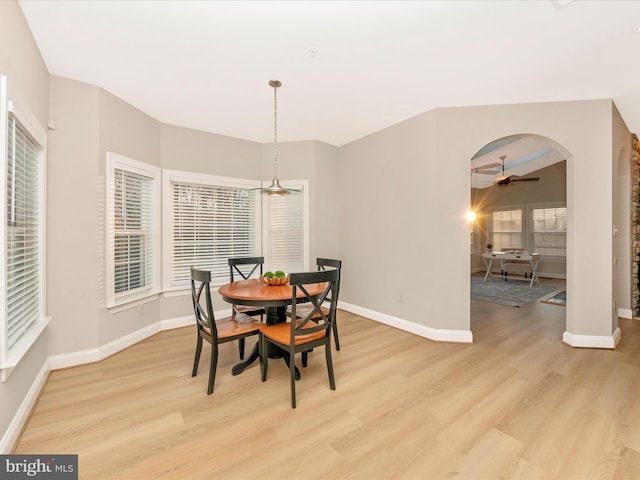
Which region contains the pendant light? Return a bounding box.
[252,80,300,195]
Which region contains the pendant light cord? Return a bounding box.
[273,82,278,180]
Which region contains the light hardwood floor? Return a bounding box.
[14,286,640,479]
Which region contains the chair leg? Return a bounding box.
[192,335,202,377]
[325,343,336,391]
[290,350,297,409]
[302,351,308,367]
[239,338,245,359]
[332,317,340,351]
[260,335,268,382]
[207,343,218,395]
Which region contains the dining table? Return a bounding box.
[218,277,328,376]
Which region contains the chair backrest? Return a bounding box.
[229,256,264,282]
[190,267,217,339]
[316,258,342,303]
[289,269,339,341]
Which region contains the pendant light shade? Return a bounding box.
[251,80,301,195]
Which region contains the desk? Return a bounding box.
[482,251,540,288]
[218,278,327,375]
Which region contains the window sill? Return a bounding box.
[1,316,50,382]
[106,293,160,314]
[163,280,229,298]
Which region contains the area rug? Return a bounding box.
[541,289,566,306]
[470,277,560,307]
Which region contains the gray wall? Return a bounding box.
[612,104,632,324]
[338,111,443,327]
[0,0,50,448]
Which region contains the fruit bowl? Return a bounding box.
[260,274,289,286]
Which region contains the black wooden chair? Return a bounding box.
[260,269,339,408]
[228,256,266,358]
[293,258,342,351]
[190,267,264,395]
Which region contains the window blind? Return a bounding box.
[6,114,41,348]
[170,182,256,286]
[113,168,154,295]
[265,190,304,273]
[491,209,522,251]
[531,207,567,257]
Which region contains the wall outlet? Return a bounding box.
[399,291,406,302]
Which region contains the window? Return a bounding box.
[0,76,48,378]
[262,180,309,273]
[530,206,567,257]
[163,171,260,289]
[489,209,522,251]
[106,152,161,308]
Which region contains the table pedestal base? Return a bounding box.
[231,305,300,379]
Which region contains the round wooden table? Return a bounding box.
[218,278,327,375]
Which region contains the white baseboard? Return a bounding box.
[618,308,633,319]
[562,327,621,349]
[536,272,567,280]
[160,314,195,331]
[5,313,199,453]
[49,315,196,370]
[0,358,50,454]
[339,302,473,343]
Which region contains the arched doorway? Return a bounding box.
[469,134,568,338]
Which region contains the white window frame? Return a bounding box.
[261,179,309,273]
[0,75,49,380]
[162,170,261,292]
[487,205,524,252]
[528,202,567,260]
[105,152,161,309]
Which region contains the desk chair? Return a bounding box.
[228,256,266,358]
[190,267,264,395]
[260,269,339,408]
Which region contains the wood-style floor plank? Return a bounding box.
[14,281,640,479]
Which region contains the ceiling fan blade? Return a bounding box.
[471,162,501,172]
[511,177,540,183]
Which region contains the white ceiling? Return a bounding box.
[17,0,640,154]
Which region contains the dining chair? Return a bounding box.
[260,269,339,408]
[294,257,342,351]
[228,256,266,358]
[190,267,264,395]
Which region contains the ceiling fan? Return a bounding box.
[496,175,540,186]
[494,155,540,186]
